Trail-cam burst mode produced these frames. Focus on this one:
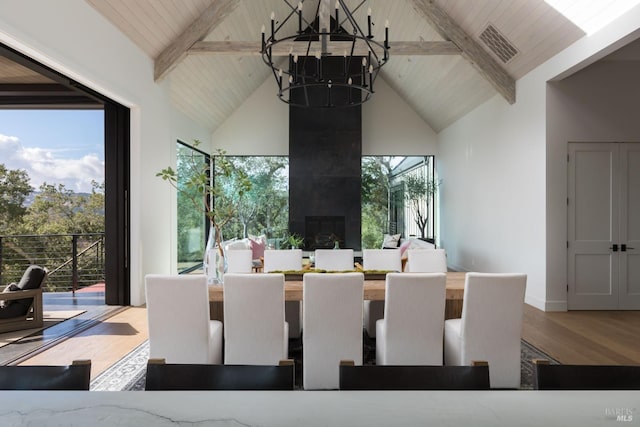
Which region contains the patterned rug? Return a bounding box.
[90,337,559,391]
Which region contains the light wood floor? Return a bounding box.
[18,307,148,380]
[14,304,640,380]
[522,304,640,365]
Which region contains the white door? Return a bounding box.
[568,142,640,310]
[619,143,640,309]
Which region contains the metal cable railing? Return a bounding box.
[0,233,105,292]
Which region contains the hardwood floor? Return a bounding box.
[522,304,640,365]
[12,303,640,381]
[18,307,148,380]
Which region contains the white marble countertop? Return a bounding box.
[0,390,638,426]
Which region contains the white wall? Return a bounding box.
[438,5,640,311]
[0,0,210,305]
[212,76,438,155]
[546,59,640,306]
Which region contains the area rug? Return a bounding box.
[92,338,559,391]
[0,310,86,349]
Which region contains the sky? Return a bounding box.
[0,109,104,193]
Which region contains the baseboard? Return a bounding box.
[525,294,567,312]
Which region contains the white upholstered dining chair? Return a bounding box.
[407,248,448,273]
[376,272,446,365]
[223,273,288,365]
[225,249,253,273]
[263,249,303,338]
[303,272,364,390]
[314,249,354,271]
[444,272,527,388]
[361,249,402,338]
[145,274,222,364]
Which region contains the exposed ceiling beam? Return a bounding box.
[154,0,238,82]
[188,40,461,56]
[410,0,516,104]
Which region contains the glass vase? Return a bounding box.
[204,224,226,285]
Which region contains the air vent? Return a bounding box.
[479,24,518,64]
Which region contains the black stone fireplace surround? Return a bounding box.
[288,57,362,251]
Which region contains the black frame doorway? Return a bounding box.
[1,42,131,305]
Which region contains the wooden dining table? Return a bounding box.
[208,271,465,320]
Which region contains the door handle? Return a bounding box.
[621,244,635,252]
[610,244,619,252]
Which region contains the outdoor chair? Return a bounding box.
[339,360,490,390]
[0,359,91,390]
[0,265,47,333]
[145,358,295,390]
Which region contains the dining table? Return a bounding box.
[208,271,465,321]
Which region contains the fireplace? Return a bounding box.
[305,216,346,250]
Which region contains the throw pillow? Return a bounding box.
[249,237,266,261]
[399,239,413,258]
[382,233,401,248]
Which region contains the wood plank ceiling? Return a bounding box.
[85,0,588,133]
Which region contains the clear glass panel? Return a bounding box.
[213,156,289,248]
[176,142,208,273]
[362,156,436,249]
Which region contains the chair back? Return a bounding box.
[145,359,295,390]
[263,249,303,272]
[407,249,447,272]
[145,274,221,364]
[459,273,527,388]
[362,249,402,272]
[0,360,91,390]
[223,273,287,365]
[303,272,364,389]
[225,249,253,273]
[378,273,446,365]
[314,249,354,271]
[339,361,490,390]
[533,359,640,390]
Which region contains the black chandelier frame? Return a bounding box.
[261,0,390,108]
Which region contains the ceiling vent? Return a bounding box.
[479,24,518,64]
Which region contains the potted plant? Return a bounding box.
[282,232,304,250]
[157,140,251,284]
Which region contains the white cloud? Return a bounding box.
[0,133,104,193]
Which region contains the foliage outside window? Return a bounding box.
[361,156,436,248]
[213,156,289,246]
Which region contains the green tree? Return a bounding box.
[404,174,439,239]
[361,157,392,248]
[0,164,31,234]
[18,181,105,235]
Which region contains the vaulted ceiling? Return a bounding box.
[42,1,604,131]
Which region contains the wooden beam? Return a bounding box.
[154,0,238,82]
[410,0,515,104]
[189,40,460,56]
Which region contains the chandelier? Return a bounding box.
[261,0,390,108]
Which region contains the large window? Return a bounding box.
[362,156,436,249]
[176,141,209,273]
[213,156,289,247]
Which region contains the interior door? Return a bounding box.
[619,143,640,309]
[568,143,619,309]
[568,142,640,310]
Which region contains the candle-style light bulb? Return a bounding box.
[348,77,352,85]
[270,12,275,40]
[293,54,298,63]
[384,19,390,49]
[362,57,367,66]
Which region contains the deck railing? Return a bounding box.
[0,233,105,292]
